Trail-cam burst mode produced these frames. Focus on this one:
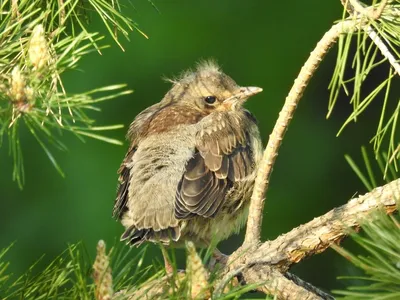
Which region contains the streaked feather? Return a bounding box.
[175,116,254,220]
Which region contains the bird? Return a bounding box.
[113,60,263,271]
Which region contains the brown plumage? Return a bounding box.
[114,61,263,256]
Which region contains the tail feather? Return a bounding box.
[121,225,180,246]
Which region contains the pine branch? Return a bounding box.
[0,0,140,187]
[242,178,399,271]
[244,0,390,246]
[332,212,400,298]
[343,0,400,76]
[245,0,400,247]
[329,0,400,173]
[244,18,354,247]
[113,178,398,299]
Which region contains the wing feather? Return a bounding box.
[113,146,136,219]
[175,117,254,220]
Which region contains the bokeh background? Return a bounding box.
[1,0,398,295]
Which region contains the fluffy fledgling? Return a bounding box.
[114,61,263,267]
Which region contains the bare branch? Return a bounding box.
[244,18,360,246]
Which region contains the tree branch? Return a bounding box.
[343,0,400,77]
[347,0,388,20]
[215,178,398,299]
[244,17,362,246]
[365,26,400,76]
[114,178,399,299]
[242,266,332,300]
[284,272,335,300]
[244,178,399,271]
[244,0,399,247]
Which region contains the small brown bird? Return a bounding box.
[114,61,262,270]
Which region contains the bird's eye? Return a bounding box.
[204,96,217,105]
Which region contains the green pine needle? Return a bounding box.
[328,1,400,177]
[333,213,400,299]
[0,0,140,187]
[0,241,260,299]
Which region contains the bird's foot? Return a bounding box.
[208,249,229,271]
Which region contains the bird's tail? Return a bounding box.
[121,225,181,246]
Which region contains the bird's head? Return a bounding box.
[129,61,263,138]
[163,60,262,113]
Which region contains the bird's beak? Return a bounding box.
[223,86,263,109]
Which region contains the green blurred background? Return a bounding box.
[1,0,397,294]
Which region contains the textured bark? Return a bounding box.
[244,178,399,271]
[242,267,334,300]
[226,179,399,298]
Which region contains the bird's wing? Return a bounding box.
[113,103,162,219]
[115,135,183,246]
[175,115,254,219]
[113,144,136,219]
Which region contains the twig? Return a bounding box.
[244,18,359,246]
[285,272,334,300]
[242,265,329,300]
[213,265,247,297]
[365,25,400,77]
[343,0,400,77]
[11,0,19,18]
[58,0,66,26]
[348,0,388,20]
